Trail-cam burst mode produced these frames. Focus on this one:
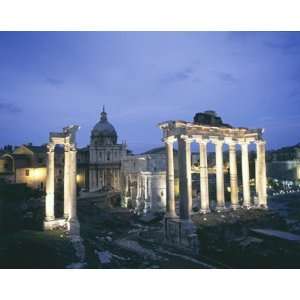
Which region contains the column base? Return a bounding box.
[215,205,226,212]
[242,204,252,209]
[164,218,199,253]
[200,208,211,214]
[165,211,178,218]
[45,216,55,222]
[256,204,268,210]
[44,218,67,230]
[231,204,240,210]
[67,218,80,235]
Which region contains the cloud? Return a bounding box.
[46,77,64,86]
[0,99,22,114]
[217,72,237,83]
[160,67,194,84]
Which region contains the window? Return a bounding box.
[107,152,110,161]
[25,169,30,176]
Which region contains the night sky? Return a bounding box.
[0,32,300,153]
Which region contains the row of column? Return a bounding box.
[89,168,120,191]
[45,143,77,223]
[165,136,268,220]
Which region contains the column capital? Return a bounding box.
[228,142,237,149]
[47,143,55,152]
[238,139,250,146]
[225,137,238,146]
[164,136,176,144]
[239,141,250,147]
[64,143,71,152]
[69,143,77,152]
[255,139,266,146]
[195,138,209,145]
[211,138,224,146]
[178,135,193,143]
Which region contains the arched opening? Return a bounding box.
[2,154,14,173]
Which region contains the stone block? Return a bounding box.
[43,218,67,230]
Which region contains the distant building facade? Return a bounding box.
[87,108,127,192]
[267,144,300,182]
[121,147,177,214]
[0,144,64,190]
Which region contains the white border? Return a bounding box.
[0,0,300,30]
[0,269,299,300]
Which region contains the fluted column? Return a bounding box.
[229,142,239,209]
[165,137,176,217]
[198,139,210,213]
[214,140,225,211]
[241,141,251,207]
[256,140,268,208]
[69,144,77,221]
[177,135,192,220]
[45,143,55,221]
[64,144,70,218]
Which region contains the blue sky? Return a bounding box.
[0,32,300,153]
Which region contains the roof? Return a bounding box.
[141,146,178,155]
[26,145,47,153]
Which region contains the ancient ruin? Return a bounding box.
[44,125,80,231]
[159,111,268,219]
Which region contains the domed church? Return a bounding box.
[88,107,127,192]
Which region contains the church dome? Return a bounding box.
[91,107,118,145]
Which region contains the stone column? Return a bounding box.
[198,139,210,213]
[69,144,77,221]
[256,140,268,208]
[89,167,93,191]
[241,141,251,207]
[177,136,192,220]
[45,143,55,221]
[123,174,129,207]
[143,175,150,214]
[255,158,259,203]
[64,144,70,218]
[165,137,176,217]
[229,142,239,209]
[215,140,225,211]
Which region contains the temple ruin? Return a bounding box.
[159,111,268,221]
[44,125,80,231]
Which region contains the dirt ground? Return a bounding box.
[1,192,300,268]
